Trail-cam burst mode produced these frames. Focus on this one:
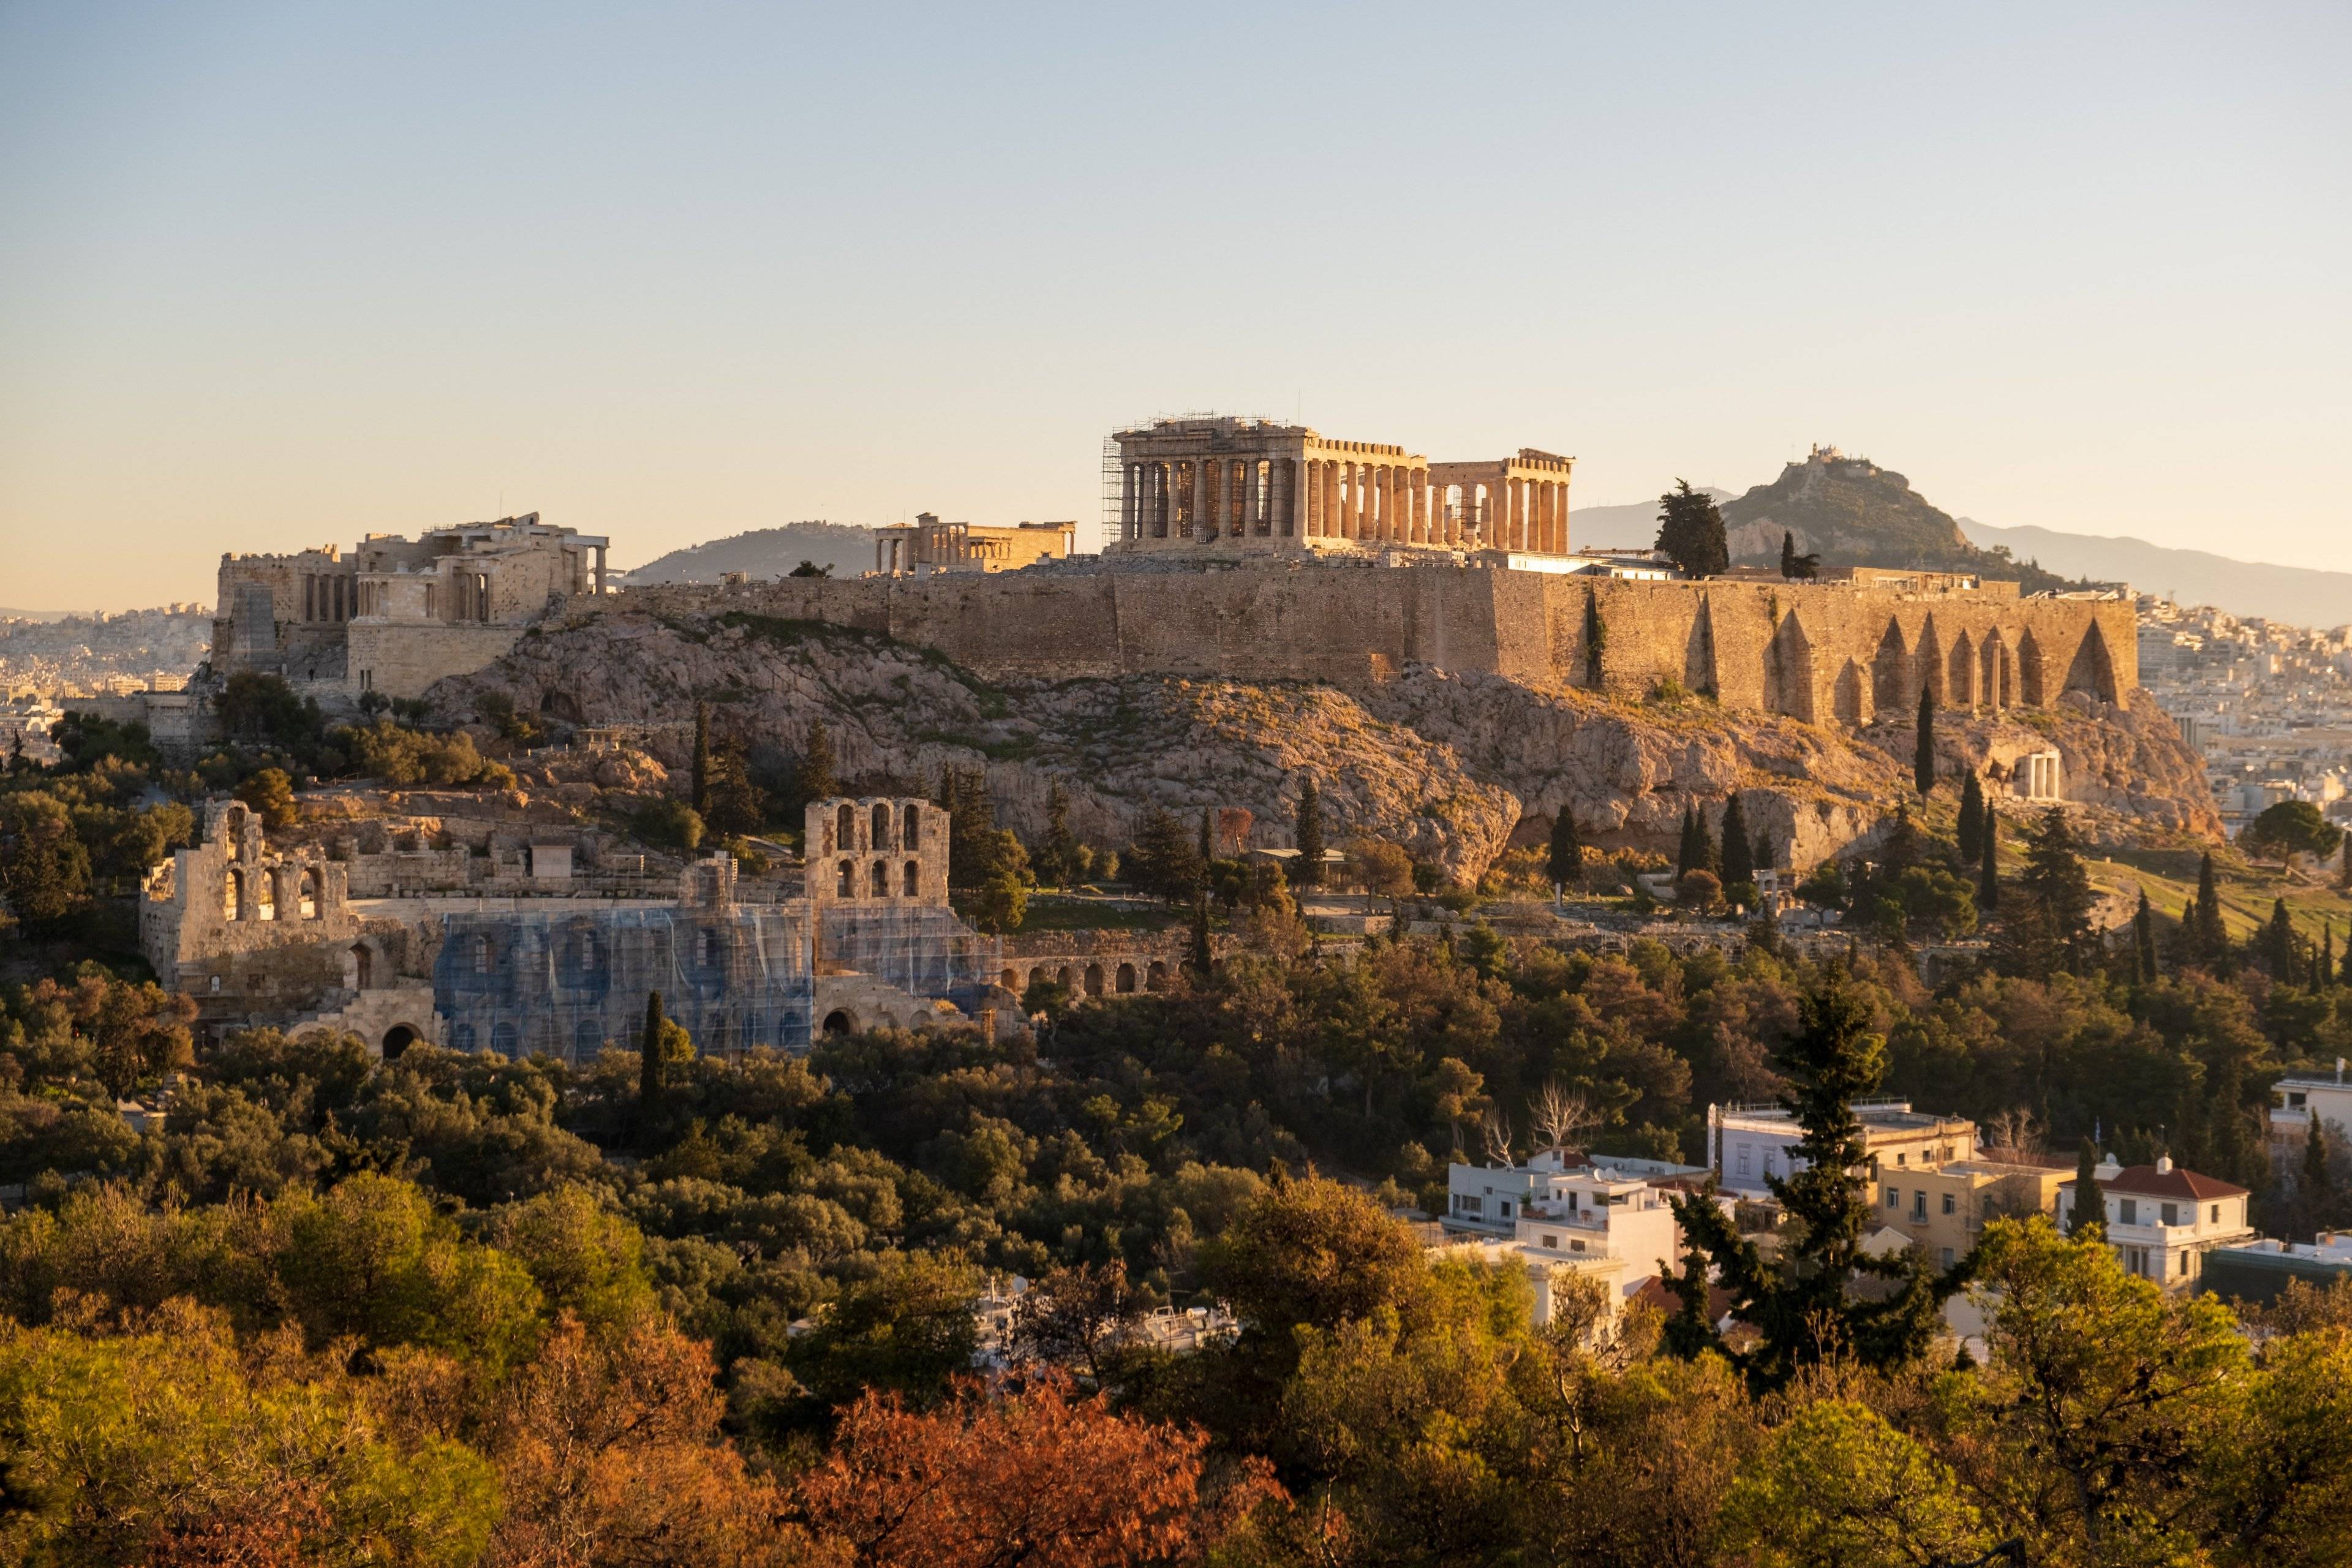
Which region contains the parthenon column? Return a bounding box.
[1319,459,1335,538]
[1512,478,1529,550]
[1535,481,1554,553]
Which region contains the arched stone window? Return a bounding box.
[872,859,889,897]
[1028,967,1045,990]
[1147,960,1167,991]
[899,802,921,849]
[223,870,241,921]
[1115,963,1136,993]
[253,872,276,922]
[702,928,723,967]
[1084,963,1104,997]
[351,942,373,990]
[473,935,494,974]
[903,859,921,896]
[872,801,891,846]
[836,802,856,851]
[1055,965,1072,989]
[836,859,854,897]
[571,928,598,970]
[999,967,1017,990]
[298,869,318,919]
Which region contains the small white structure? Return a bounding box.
[2059,1154,2255,1290]
[2271,1061,2352,1145]
[2018,749,2063,801]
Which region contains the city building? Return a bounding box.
[1879,1157,2071,1271]
[2057,1154,2255,1289]
[1438,1148,1698,1339]
[2269,1061,2352,1145]
[2201,1233,2352,1306]
[1708,1099,1977,1201]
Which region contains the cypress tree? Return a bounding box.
[1691,802,1719,877]
[1294,774,1324,889]
[1720,793,1755,894]
[2193,852,2231,973]
[794,718,837,812]
[2068,1138,2105,1238]
[1189,891,1213,978]
[2262,898,2299,979]
[1913,687,1937,796]
[2302,1112,2335,1242]
[1198,807,1215,878]
[691,701,711,815]
[1547,805,1585,894]
[2210,1054,2253,1186]
[2133,889,2159,982]
[1956,772,1986,864]
[1977,810,2000,912]
[640,990,668,1112]
[1676,803,1695,879]
[2326,925,2338,991]
[1780,529,1798,578]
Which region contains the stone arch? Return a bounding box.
[872,858,889,897]
[1833,658,1869,726]
[1872,618,1910,715]
[1763,609,1816,722]
[1147,960,1168,991]
[1948,630,1976,709]
[1915,616,1945,707]
[223,869,242,921]
[251,869,274,922]
[1683,596,1720,698]
[837,858,854,897]
[835,802,856,851]
[903,860,920,896]
[1027,966,1045,990]
[900,802,921,849]
[1116,962,1137,993]
[871,801,891,846]
[821,1008,856,1036]
[1084,963,1105,997]
[2062,621,2120,703]
[350,941,374,990]
[2016,628,2048,707]
[298,868,318,919]
[382,1023,417,1060]
[1055,965,1072,989]
[999,967,1017,990]
[1980,630,2010,711]
[472,934,494,974]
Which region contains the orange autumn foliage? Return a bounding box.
[794,1373,1281,1568]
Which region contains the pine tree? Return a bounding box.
[1037,779,1080,887]
[1293,774,1324,889]
[640,990,669,1112]
[1720,793,1755,894]
[794,718,838,813]
[2068,1138,2105,1238]
[1956,772,1986,864]
[1977,811,2000,912]
[2021,807,2094,970]
[2210,1053,2253,1186]
[691,701,711,815]
[1663,972,1951,1388]
[2133,889,2159,982]
[1654,480,1728,578]
[1913,685,1937,797]
[1547,805,1585,893]
[2193,852,2231,973]
[2262,897,2299,980]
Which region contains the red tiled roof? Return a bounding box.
[1633,1276,1735,1322]
[2078,1164,2248,1200]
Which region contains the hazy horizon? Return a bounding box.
[4,1,2346,611]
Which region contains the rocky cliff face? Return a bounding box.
[432,603,2216,880]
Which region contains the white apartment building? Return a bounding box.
[2271,1061,2352,1145]
[1446,1147,1707,1233]
[1439,1152,1692,1337]
[2058,1155,2254,1290]
[1708,1099,1976,1201]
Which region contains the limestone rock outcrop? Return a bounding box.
[430,603,2215,881]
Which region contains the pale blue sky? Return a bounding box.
[2,1,2346,608]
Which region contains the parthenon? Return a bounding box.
[1107,417,1574,557]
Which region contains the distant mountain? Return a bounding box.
[1566,489,1735,551]
[623,522,875,584]
[1955,520,2352,629]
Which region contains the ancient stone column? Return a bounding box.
[1121,463,1138,542]
[1511,478,1528,550]
[1536,481,1555,552]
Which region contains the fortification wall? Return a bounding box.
[346,622,532,700]
[606,565,2135,720]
